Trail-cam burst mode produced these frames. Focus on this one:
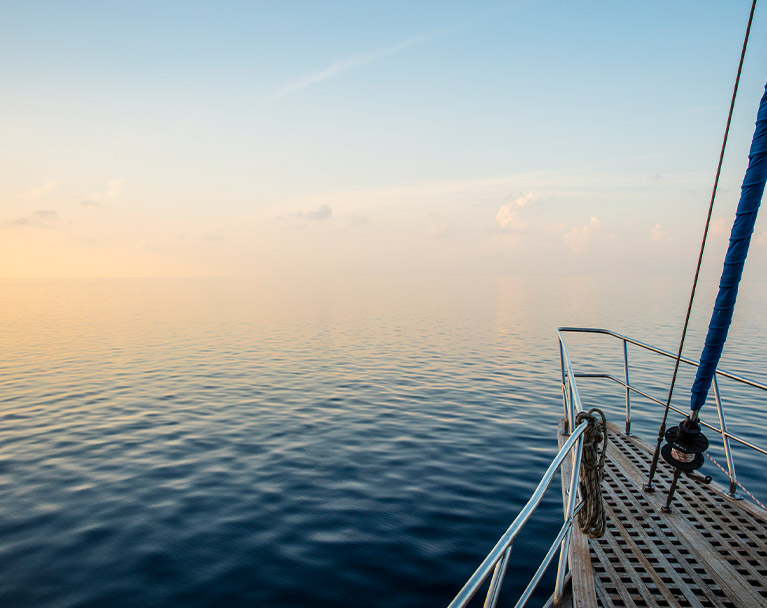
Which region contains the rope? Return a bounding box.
[647,0,758,486]
[703,450,767,512]
[575,408,608,538]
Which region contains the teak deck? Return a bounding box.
[557,420,767,608]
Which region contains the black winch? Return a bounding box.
[659,415,709,512]
[661,416,708,470]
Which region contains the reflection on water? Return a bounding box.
[0,277,765,607]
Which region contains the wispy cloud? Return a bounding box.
[650,222,668,242]
[26,180,58,199]
[106,178,124,198]
[427,222,451,238]
[548,216,601,254]
[348,214,368,227]
[496,192,537,231]
[294,203,333,221]
[710,216,729,237]
[4,209,59,229]
[80,177,125,207]
[265,26,460,104]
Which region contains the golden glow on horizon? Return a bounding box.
[3,168,767,280]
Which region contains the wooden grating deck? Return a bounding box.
[558,420,767,608]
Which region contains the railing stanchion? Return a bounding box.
[560,341,569,432]
[554,435,584,605]
[623,339,632,435]
[712,377,739,497]
[568,379,576,434]
[483,546,511,608]
[447,423,588,608]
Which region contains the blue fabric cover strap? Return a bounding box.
[690,82,767,411]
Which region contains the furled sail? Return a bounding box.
[690,82,767,411]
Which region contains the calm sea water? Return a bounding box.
[1,276,766,607]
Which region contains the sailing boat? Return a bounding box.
[447,7,767,608]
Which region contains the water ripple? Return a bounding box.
[1,277,765,607]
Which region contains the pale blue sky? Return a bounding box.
[3,1,767,278]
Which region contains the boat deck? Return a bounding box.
[558,420,767,608]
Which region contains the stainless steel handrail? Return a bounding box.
[566,372,767,457]
[557,327,767,391]
[450,326,766,608]
[557,327,767,497]
[447,420,589,608]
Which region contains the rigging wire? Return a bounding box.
[645,0,759,489]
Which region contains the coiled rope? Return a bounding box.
[575,409,608,539]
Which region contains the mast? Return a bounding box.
[644,2,761,500]
[690,82,767,413]
[649,83,767,513]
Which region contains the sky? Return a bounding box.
[3,0,767,279]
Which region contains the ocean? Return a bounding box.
[1,276,766,607]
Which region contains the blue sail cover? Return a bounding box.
[690,82,767,411]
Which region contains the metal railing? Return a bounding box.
[557,327,767,499]
[447,419,588,608]
[449,326,767,608]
